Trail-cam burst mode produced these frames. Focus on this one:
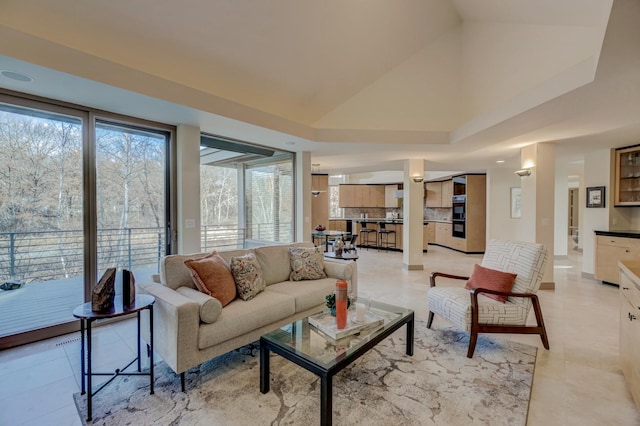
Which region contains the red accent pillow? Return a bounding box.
[464,264,517,303]
[184,252,237,307]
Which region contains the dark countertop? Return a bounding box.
[594,230,640,238]
[330,218,452,224]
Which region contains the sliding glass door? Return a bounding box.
[95,121,170,287]
[0,101,85,342]
[0,95,174,349]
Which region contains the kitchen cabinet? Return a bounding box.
[311,174,329,230]
[339,185,355,208]
[426,182,443,207]
[441,180,453,207]
[464,174,486,253]
[424,222,435,245]
[595,235,640,284]
[426,180,454,208]
[435,222,452,247]
[384,185,401,208]
[615,145,640,206]
[618,260,640,410]
[339,184,386,207]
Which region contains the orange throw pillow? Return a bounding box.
[464,264,517,303]
[184,252,236,307]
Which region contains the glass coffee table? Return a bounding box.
[260,300,414,426]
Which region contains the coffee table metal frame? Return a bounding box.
[72,294,155,422]
[260,301,414,426]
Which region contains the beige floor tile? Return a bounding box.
[1,242,639,425]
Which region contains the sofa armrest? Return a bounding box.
[138,281,200,374]
[324,259,358,295]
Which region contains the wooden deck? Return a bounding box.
[0,267,156,338]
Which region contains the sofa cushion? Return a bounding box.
[229,252,266,301]
[464,264,517,303]
[254,242,314,285]
[266,278,336,313]
[184,252,237,306]
[160,252,211,290]
[176,286,223,323]
[198,290,295,349]
[289,246,327,281]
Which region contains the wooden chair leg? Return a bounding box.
[427,311,434,328]
[532,296,550,350]
[180,372,186,392]
[467,330,478,358]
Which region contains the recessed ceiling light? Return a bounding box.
[1,70,33,83]
[496,160,505,164]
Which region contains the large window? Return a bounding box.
[200,135,294,250]
[329,185,343,218]
[0,93,174,348]
[246,156,294,243]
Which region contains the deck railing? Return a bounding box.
[0,222,293,284]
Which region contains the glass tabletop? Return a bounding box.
[261,300,413,369]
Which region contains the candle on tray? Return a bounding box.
[356,302,366,323]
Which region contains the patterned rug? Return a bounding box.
[73,320,537,425]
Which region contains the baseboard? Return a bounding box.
[404,263,424,271]
[539,281,555,290]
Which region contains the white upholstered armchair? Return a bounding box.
[427,239,549,358]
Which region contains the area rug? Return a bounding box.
[74,320,537,425]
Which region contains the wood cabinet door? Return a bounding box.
[435,223,450,245]
[372,185,385,207]
[441,180,453,207]
[619,272,640,409]
[426,182,443,207]
[339,185,355,208]
[595,242,632,284]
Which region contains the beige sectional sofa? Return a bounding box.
[139,242,357,390]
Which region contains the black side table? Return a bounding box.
[73,294,155,422]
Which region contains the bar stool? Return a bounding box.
[377,222,396,251]
[359,222,377,250]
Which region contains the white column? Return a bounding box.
[296,152,312,242]
[521,143,555,288]
[402,159,425,270]
[176,124,201,254]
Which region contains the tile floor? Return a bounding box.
[1,243,639,425]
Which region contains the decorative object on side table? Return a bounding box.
[91,267,116,312]
[314,224,326,232]
[122,269,136,306]
[586,186,606,208]
[334,237,344,256]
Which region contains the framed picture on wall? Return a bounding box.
[586,186,606,208]
[510,187,522,218]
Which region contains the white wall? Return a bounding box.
[582,149,611,275]
[486,168,524,241]
[554,162,569,257]
[176,124,201,254]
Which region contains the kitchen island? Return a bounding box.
[328,218,484,254]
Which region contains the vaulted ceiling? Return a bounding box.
[1,0,638,176]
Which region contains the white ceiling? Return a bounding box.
[0,0,638,177]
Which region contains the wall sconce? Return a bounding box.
[311,190,321,197]
[412,177,424,183]
[514,169,532,177]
